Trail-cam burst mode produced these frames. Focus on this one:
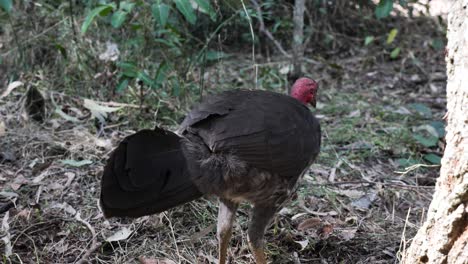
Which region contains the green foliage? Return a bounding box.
[111,2,135,28]
[0,0,12,13]
[79,0,220,102]
[174,0,197,24]
[431,38,445,50]
[390,47,400,59]
[429,121,445,137]
[412,133,438,148]
[60,159,93,167]
[409,103,432,118]
[386,29,398,44]
[375,0,393,19]
[193,0,217,21]
[396,158,419,168]
[423,153,441,165]
[152,1,170,27]
[364,36,374,46]
[81,4,115,34]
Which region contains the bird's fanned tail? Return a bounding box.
[100,127,202,218]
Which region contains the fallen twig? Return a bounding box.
[1,212,12,257]
[75,212,101,264]
[395,164,440,176]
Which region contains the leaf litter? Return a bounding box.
[0,13,446,264]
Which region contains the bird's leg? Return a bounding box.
[248,205,277,264]
[217,198,238,264]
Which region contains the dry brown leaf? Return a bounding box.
[95,138,112,149]
[33,171,50,183]
[105,227,132,242]
[187,223,215,242]
[10,175,28,191]
[99,41,120,62]
[139,257,176,264]
[54,239,69,254]
[16,209,31,220]
[338,228,357,241]
[49,202,77,215]
[294,239,309,250]
[64,172,76,187]
[291,212,307,220]
[334,189,366,199]
[298,218,322,231]
[47,182,63,190]
[351,191,378,211]
[1,81,23,99]
[318,224,334,239]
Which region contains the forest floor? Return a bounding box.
[0,13,447,264]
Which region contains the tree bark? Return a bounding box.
[290,0,305,92]
[402,1,468,264]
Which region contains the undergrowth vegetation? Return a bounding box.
[0,0,447,263]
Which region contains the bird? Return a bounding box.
[100,77,321,264]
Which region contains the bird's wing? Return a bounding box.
[180,90,321,179]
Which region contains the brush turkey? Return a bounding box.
[100,77,321,264]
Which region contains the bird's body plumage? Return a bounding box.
[179,89,320,206]
[100,84,321,264]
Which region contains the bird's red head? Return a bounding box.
[291,77,318,107]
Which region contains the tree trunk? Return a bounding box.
[402,1,468,264]
[292,0,305,78]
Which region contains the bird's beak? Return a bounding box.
[310,98,317,108]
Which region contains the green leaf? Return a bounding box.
[423,153,442,165]
[138,71,156,87]
[174,0,196,25]
[431,38,444,50]
[390,47,401,59]
[171,77,181,96]
[111,10,128,28]
[119,1,135,12]
[155,62,168,85]
[416,124,440,138]
[429,121,445,138]
[153,38,178,49]
[193,0,216,21]
[0,0,12,13]
[375,0,393,19]
[205,50,230,61]
[409,103,432,118]
[117,62,138,77]
[364,36,374,46]
[55,44,67,59]
[81,5,114,34]
[413,134,439,148]
[152,2,170,27]
[116,78,129,92]
[61,159,93,167]
[386,28,398,44]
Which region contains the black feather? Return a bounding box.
[100,128,202,218]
